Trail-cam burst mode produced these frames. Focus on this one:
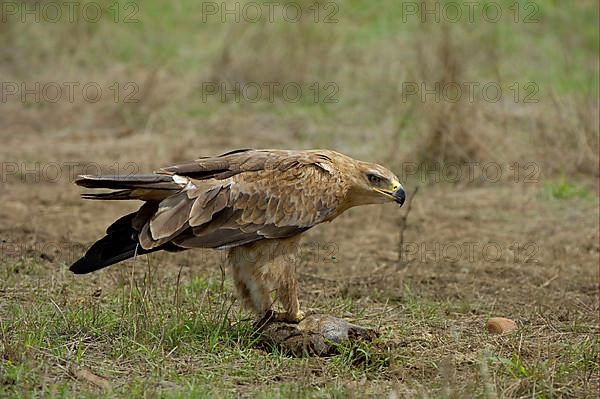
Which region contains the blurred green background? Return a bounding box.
[1,0,598,180]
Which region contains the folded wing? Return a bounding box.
[142,149,346,250]
[71,149,347,274]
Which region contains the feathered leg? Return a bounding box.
[276,264,305,322]
[228,237,304,323]
[229,247,272,316]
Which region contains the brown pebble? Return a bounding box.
[486,317,517,334]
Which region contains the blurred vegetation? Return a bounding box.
[0,0,598,183]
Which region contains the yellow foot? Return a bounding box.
[253,310,306,329]
[282,310,306,323]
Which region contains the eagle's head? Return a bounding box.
[346,160,406,207]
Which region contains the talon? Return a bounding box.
[293,310,306,322]
[253,310,276,330]
[253,309,307,329]
[278,310,305,324]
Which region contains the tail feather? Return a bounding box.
[75,174,181,190]
[75,174,185,201]
[71,174,191,273]
[81,189,136,200]
[70,207,187,274]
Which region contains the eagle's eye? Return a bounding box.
[367,173,384,186]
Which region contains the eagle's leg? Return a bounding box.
[275,260,305,323]
[228,237,305,323]
[268,236,305,322]
[229,247,272,317]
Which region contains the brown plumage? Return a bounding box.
[71,149,406,322]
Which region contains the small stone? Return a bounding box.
[486,317,517,334]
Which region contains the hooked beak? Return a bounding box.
[393,186,406,206]
[374,181,406,207]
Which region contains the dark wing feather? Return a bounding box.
[157,149,322,180]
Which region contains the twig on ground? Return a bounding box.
[397,186,419,264]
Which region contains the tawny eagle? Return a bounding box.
[71,149,405,322]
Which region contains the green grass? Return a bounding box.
[492,337,599,398]
[544,180,593,200]
[2,254,597,398]
[0,258,399,397]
